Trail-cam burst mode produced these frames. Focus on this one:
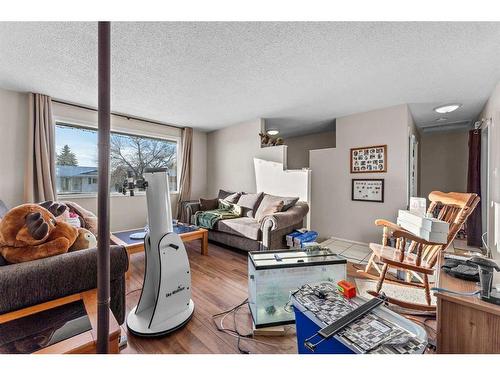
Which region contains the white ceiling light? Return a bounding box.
[267,129,279,136]
[434,104,462,114]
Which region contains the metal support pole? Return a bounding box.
[97,21,111,354]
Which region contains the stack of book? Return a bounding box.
[396,210,449,244]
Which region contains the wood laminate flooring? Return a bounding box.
[120,241,435,354]
[121,242,297,354]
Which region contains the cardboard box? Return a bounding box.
[293,231,319,248]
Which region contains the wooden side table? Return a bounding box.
[111,226,208,278]
[0,290,121,354]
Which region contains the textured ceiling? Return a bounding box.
[1,22,500,133]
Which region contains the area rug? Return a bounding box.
[354,278,437,308]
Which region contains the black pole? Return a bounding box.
[97,21,111,354]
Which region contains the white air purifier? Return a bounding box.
[126,168,194,336]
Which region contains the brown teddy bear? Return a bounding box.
[0,201,81,263]
[70,227,97,252]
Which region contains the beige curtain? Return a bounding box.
[24,93,57,202]
[176,127,193,220]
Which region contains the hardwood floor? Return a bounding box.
[121,241,298,354]
[120,241,435,354]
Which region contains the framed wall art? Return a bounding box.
[351,179,384,203]
[350,145,387,173]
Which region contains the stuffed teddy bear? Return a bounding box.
[70,227,97,252]
[0,201,81,264]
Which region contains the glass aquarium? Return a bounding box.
[248,249,346,328]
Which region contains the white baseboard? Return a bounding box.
[321,236,369,247]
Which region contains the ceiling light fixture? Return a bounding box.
[267,129,279,136]
[434,104,462,114]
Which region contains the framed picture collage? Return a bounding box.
[350,145,387,203]
[350,145,387,173]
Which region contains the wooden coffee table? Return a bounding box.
[0,289,120,354]
[111,226,208,278]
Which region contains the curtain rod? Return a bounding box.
[52,98,185,130]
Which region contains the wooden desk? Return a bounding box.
[435,255,500,353]
[0,290,120,354]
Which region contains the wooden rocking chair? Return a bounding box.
[361,191,480,312]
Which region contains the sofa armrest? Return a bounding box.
[0,245,128,315]
[184,202,201,225]
[260,202,309,232]
[260,202,309,250]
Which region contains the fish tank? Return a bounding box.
[248,249,346,328]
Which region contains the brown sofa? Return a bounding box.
[184,190,309,251]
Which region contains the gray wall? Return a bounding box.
[420,130,469,201]
[310,104,413,243]
[206,118,286,197]
[480,81,500,283]
[191,130,208,200]
[285,130,336,169]
[0,88,29,208]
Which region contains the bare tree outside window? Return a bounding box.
[55,123,178,195]
[110,133,177,192]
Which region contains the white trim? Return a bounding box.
[322,236,370,247]
[58,191,179,200]
[54,116,181,144]
[57,192,146,199]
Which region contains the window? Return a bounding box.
[55,123,178,195]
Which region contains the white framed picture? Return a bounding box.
[352,179,384,203]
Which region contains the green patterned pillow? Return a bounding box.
[218,199,242,216]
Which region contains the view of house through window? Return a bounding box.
[55,123,178,195]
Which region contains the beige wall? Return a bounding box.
[479,81,500,282]
[206,119,286,197]
[0,88,29,208]
[285,130,336,169]
[64,193,177,232]
[310,104,413,243]
[420,130,469,201]
[190,130,208,200]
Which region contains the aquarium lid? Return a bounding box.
[249,249,346,270]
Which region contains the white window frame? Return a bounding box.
[54,119,182,198]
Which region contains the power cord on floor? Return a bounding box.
[212,299,251,353]
[211,299,286,354]
[233,301,251,354]
[127,287,289,353]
